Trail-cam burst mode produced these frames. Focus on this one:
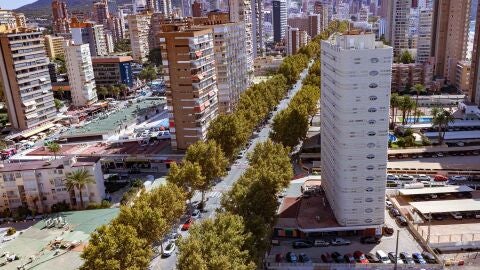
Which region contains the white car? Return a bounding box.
[398,174,414,181]
[314,239,330,247]
[451,175,468,181]
[451,212,462,220]
[191,209,201,219]
[387,174,398,181]
[330,238,351,246]
[416,175,431,181]
[162,241,176,257]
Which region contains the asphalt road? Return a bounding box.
[149,63,313,270]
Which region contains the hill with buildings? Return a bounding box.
[15,0,130,18]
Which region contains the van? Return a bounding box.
[376,250,390,264]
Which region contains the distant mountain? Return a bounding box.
[15,0,131,18]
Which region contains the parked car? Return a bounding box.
[390,208,401,217]
[292,240,313,249]
[398,174,414,181]
[181,218,193,231]
[314,239,330,247]
[353,251,369,264]
[286,252,297,263]
[396,216,408,226]
[360,236,381,244]
[376,250,391,264]
[162,241,176,257]
[400,252,415,264]
[450,175,468,181]
[383,226,394,236]
[298,253,311,263]
[387,174,399,181]
[412,253,427,264]
[330,238,351,246]
[421,252,436,264]
[450,212,463,220]
[343,254,355,263]
[434,175,448,181]
[331,252,345,263]
[191,209,201,219]
[321,252,333,263]
[388,252,403,264]
[365,252,381,263]
[432,213,444,221]
[386,201,393,208]
[417,174,431,181]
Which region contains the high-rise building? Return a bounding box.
[469,2,480,104]
[93,0,110,24]
[0,28,56,130]
[307,14,322,38]
[51,0,70,34]
[272,0,287,43]
[104,30,115,53]
[386,0,411,57]
[127,13,152,63]
[64,42,98,107]
[431,0,470,84]
[313,2,329,32]
[252,0,265,55]
[192,0,203,17]
[456,61,471,95]
[44,35,65,59]
[229,0,254,82]
[0,10,17,29]
[92,56,134,87]
[159,25,218,150]
[70,20,109,56]
[321,33,392,227]
[146,0,159,12]
[159,0,173,15]
[359,6,369,21]
[416,9,432,63]
[286,27,299,55]
[106,15,126,43]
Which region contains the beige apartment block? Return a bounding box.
[44,35,65,59]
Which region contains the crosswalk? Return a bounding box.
[190,191,224,202]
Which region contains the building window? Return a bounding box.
[370,58,379,63]
[365,198,374,202]
[368,120,376,125]
[366,154,375,159]
[368,131,376,136]
[365,187,374,192]
[364,219,373,223]
[365,208,373,213]
[368,108,377,113]
[369,70,379,76]
[366,176,374,181]
[369,83,378,88]
[367,143,375,148]
[369,96,377,101]
[366,165,374,170]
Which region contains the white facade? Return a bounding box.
[321,34,393,227]
[64,43,98,107]
[416,9,432,63]
[127,13,152,63]
[229,0,254,83]
[286,27,299,55]
[387,0,411,57]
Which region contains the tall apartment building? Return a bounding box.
[0,156,105,213]
[456,61,471,95]
[386,0,411,57]
[288,14,322,40]
[44,35,65,59]
[431,0,470,84]
[286,27,300,55]
[159,0,173,15]
[64,43,98,107]
[359,6,369,21]
[272,0,287,43]
[192,0,203,17]
[70,20,108,57]
[313,1,329,30]
[469,2,480,104]
[51,0,70,34]
[92,56,134,87]
[252,0,265,55]
[127,13,152,63]
[229,0,254,82]
[159,25,218,150]
[93,0,110,24]
[321,33,392,227]
[0,28,56,130]
[0,10,17,29]
[416,9,432,63]
[308,14,322,38]
[106,16,125,43]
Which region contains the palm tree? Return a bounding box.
[47,143,61,160]
[413,108,424,123]
[64,169,95,209]
[118,84,128,99]
[410,84,426,109]
[390,93,400,128]
[431,108,455,145]
[97,86,108,100]
[399,96,415,125]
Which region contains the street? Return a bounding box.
[149,63,313,270]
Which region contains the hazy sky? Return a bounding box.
[1,0,36,10]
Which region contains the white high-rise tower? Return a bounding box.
[321,33,393,227]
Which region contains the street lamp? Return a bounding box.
[394,229,400,270]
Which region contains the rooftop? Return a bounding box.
[410,199,480,214]
[0,157,100,173]
[0,208,119,270]
[91,56,134,63]
[398,186,473,196]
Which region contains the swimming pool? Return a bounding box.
[388,133,397,142]
[405,117,433,123]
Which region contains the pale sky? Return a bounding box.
[1,0,36,10]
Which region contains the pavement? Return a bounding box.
[149,63,314,270]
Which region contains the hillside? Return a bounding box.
[15,0,131,18]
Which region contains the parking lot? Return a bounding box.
[267,209,425,265]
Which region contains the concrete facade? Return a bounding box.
[127,13,152,63]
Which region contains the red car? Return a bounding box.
[434,175,448,181]
[354,251,369,264]
[181,218,193,231]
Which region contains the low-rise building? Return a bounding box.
[456,60,471,96]
[44,35,65,59]
[391,62,434,92]
[92,56,134,87]
[253,55,283,76]
[0,156,105,213]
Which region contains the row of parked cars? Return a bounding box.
[373,250,436,265]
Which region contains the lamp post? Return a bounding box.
[394,229,400,270]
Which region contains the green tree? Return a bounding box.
[431,108,455,145]
[118,84,129,98]
[54,99,63,112]
[270,107,309,148]
[398,95,416,125]
[410,84,426,109]
[47,142,61,160]
[177,213,255,270]
[80,223,151,270]
[113,39,131,53]
[96,86,108,99]
[290,85,320,116]
[138,65,157,83]
[207,114,250,160]
[399,50,414,64]
[167,161,205,200]
[64,169,95,209]
[185,141,228,206]
[0,140,7,151]
[390,93,400,127]
[147,48,162,67]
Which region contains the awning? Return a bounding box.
[22,100,36,107]
[195,51,202,58]
[25,113,38,120]
[21,122,55,138]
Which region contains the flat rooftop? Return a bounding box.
[0,208,119,270]
[62,98,165,138]
[424,130,480,140]
[410,199,480,214]
[398,186,473,196]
